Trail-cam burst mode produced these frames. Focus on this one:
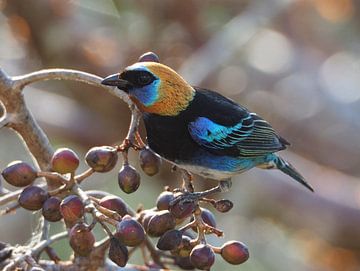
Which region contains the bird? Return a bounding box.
[101,57,313,193]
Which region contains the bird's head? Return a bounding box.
[102,62,195,116]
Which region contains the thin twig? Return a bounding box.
[0,201,20,215]
[3,231,68,271]
[76,168,95,183]
[32,231,69,256]
[37,171,68,184]
[12,69,132,105]
[0,189,22,206]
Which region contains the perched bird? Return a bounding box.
[102,57,313,192]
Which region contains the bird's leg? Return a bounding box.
[171,178,232,206]
[182,170,194,193]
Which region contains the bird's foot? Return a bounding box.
[116,137,143,152]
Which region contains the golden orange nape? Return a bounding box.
[122,62,195,116]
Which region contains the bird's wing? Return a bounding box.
[188,89,287,157]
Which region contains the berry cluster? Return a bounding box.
[1,139,249,270]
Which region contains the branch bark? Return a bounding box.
[0,67,143,270]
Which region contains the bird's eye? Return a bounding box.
[137,73,152,85]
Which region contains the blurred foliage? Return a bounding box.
[1,0,360,270]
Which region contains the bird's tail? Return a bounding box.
[274,156,314,192]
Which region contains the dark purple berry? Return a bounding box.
[42,196,62,222]
[108,237,128,267]
[191,208,216,233]
[156,191,175,211]
[157,229,182,251]
[190,244,215,270]
[146,210,176,237]
[175,256,195,270]
[169,200,196,220]
[99,195,128,217]
[2,161,37,187]
[18,186,48,211]
[69,222,95,256]
[60,195,84,226]
[139,147,161,176]
[118,164,140,194]
[115,215,145,247]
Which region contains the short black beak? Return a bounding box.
[101,73,131,91]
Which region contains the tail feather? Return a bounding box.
[274,156,314,192]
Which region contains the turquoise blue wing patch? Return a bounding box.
[188,114,285,157]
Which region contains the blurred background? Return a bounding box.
[1,0,360,270]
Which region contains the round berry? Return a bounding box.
[190,244,215,270]
[60,195,84,225]
[51,148,79,174]
[214,199,233,213]
[169,199,196,220]
[2,161,37,187]
[175,256,195,270]
[221,241,249,265]
[42,196,62,222]
[69,222,95,256]
[146,210,176,237]
[157,229,182,251]
[99,195,128,217]
[118,164,140,194]
[139,147,161,176]
[18,186,48,211]
[172,235,194,258]
[115,215,145,247]
[85,146,118,172]
[156,191,175,211]
[191,208,216,233]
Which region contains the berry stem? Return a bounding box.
[0,201,20,215]
[76,168,95,183]
[37,171,68,185]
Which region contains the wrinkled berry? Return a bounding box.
[169,199,196,220]
[109,237,128,267]
[2,161,37,187]
[214,199,233,213]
